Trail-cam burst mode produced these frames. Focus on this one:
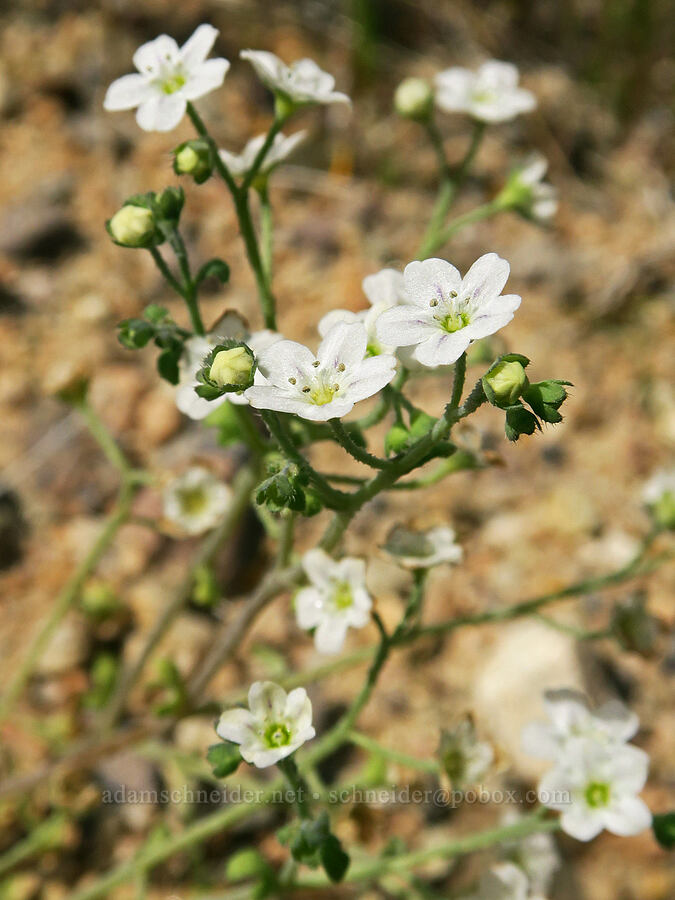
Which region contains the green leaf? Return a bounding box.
[207,742,242,778]
[157,348,181,385]
[320,834,350,883]
[143,304,170,324]
[196,258,230,287]
[652,812,675,849]
[117,318,154,349]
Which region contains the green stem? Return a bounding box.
[258,184,274,282]
[329,419,390,469]
[241,118,285,194]
[261,412,352,510]
[149,246,183,297]
[277,756,312,820]
[277,511,296,567]
[77,398,134,476]
[167,228,204,335]
[296,815,560,887]
[429,200,501,256]
[0,812,70,878]
[347,731,438,774]
[187,102,239,197]
[230,404,268,458]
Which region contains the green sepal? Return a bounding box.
[173,138,215,184]
[409,411,437,439]
[143,304,170,324]
[256,467,306,513]
[384,424,410,457]
[207,741,242,778]
[155,185,185,223]
[320,833,350,883]
[522,379,571,423]
[504,404,541,442]
[652,811,675,849]
[195,258,230,287]
[157,348,181,385]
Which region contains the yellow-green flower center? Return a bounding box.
[310,384,337,406]
[584,781,610,808]
[439,311,471,333]
[332,581,354,610]
[264,721,292,748]
[162,74,186,94]
[179,487,209,516]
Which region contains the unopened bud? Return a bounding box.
[394,77,433,120]
[483,359,527,407]
[108,204,156,248]
[174,139,213,183]
[384,424,410,456]
[210,346,255,388]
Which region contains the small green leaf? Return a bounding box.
[652,812,675,849]
[196,258,230,287]
[118,318,154,349]
[143,304,170,324]
[504,404,540,442]
[207,742,242,778]
[157,348,181,385]
[320,833,350,883]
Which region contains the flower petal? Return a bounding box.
[375,305,437,348]
[183,58,230,100]
[216,707,257,745]
[560,805,605,841]
[256,338,315,384]
[478,60,520,89]
[248,681,287,720]
[403,258,463,308]
[284,687,313,731]
[362,268,406,308]
[315,618,348,654]
[180,23,219,68]
[603,796,652,837]
[413,330,471,366]
[461,253,510,308]
[296,587,326,629]
[344,354,396,403]
[302,548,335,587]
[104,73,151,110]
[133,35,179,74]
[136,94,186,132]
[318,308,361,337]
[317,321,367,372]
[240,49,284,88]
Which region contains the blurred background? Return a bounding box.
[0,1,674,898]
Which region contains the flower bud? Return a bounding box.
[483,358,528,407]
[394,77,433,120]
[210,346,255,388]
[384,423,410,456]
[173,139,213,184]
[438,715,494,792]
[108,204,156,248]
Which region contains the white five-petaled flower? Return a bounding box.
[384,524,463,570]
[375,254,521,367]
[434,60,536,123]
[240,50,350,106]
[163,466,232,535]
[245,321,397,422]
[176,329,283,420]
[318,268,406,356]
[218,131,306,179]
[538,740,651,841]
[473,862,543,900]
[521,688,639,761]
[216,681,315,768]
[295,549,372,654]
[104,25,230,132]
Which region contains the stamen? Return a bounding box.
[312,360,320,368]
[288,377,296,384]
[302,386,311,393]
[337,363,346,372]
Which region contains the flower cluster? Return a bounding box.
[522,689,651,841]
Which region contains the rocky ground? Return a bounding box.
[0,1,674,898]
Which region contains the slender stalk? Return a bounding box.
[295,815,560,887]
[0,812,70,878]
[329,419,390,469]
[277,756,312,820]
[347,731,439,774]
[277,511,296,567]
[240,118,285,194]
[167,228,204,335]
[258,184,274,282]
[100,464,260,729]
[76,399,134,477]
[149,246,183,297]
[427,200,501,257]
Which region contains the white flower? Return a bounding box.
[318,268,406,357]
[473,863,532,900]
[384,524,463,570]
[502,809,560,896]
[240,50,350,106]
[163,466,232,535]
[376,254,521,367]
[245,321,397,422]
[218,131,306,178]
[216,681,315,768]
[104,25,230,132]
[295,549,372,654]
[435,60,536,123]
[176,329,283,420]
[521,688,639,762]
[515,155,558,220]
[538,740,651,841]
[439,715,494,791]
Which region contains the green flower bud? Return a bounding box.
[384,424,411,456]
[108,204,156,248]
[225,848,268,882]
[611,594,658,656]
[394,77,433,120]
[173,139,213,184]
[197,341,257,399]
[483,358,528,407]
[210,346,255,388]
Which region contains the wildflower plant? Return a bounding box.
[2,25,673,900]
